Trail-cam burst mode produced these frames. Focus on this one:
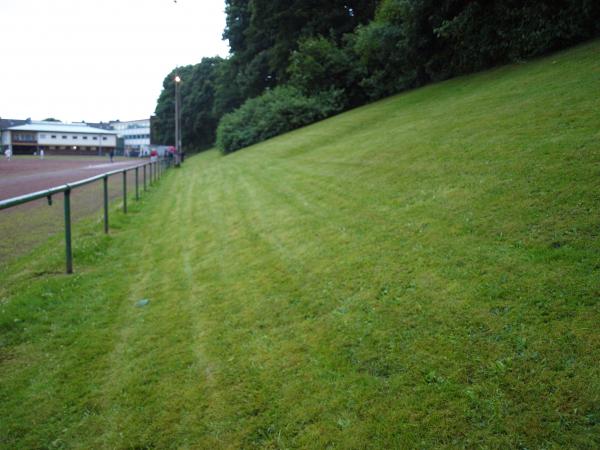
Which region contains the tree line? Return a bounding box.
[152,0,599,154]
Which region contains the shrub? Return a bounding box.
[216,86,344,154]
[288,36,366,107]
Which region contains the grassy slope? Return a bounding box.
[1,41,599,449]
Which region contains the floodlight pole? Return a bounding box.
[174,74,182,167]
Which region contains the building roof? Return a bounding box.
[109,119,150,125]
[0,118,29,129]
[86,122,114,130]
[7,122,116,135]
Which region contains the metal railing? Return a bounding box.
[0,158,172,273]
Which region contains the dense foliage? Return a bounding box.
[152,57,223,151]
[216,86,344,153]
[153,0,600,153]
[352,0,600,99]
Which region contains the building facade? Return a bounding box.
[2,122,117,155]
[109,119,151,155]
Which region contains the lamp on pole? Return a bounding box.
[174,74,182,167]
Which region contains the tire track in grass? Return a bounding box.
[182,157,323,446]
[140,168,235,447]
[97,186,181,446]
[197,162,260,444]
[94,172,214,448]
[99,236,158,446]
[166,161,236,446]
[193,160,275,444]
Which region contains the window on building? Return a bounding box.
[73,136,78,140]
[93,136,98,140]
[62,136,67,139]
[51,135,56,139]
[14,133,35,142]
[102,137,107,141]
[83,136,88,140]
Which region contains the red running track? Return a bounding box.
[0,157,143,201]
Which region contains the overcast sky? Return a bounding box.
[0,0,229,123]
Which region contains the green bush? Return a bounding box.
[216,86,344,154]
[288,36,366,108]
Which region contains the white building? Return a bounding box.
[2,121,117,156]
[109,119,151,154]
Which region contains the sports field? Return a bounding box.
[0,156,140,200]
[0,156,144,264]
[0,41,599,448]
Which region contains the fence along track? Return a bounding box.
[0,159,172,273]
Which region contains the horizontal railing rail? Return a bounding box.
[0,158,173,273]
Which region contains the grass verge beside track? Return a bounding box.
[1,41,599,448]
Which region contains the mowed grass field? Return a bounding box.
[1,41,599,448]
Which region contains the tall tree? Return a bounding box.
[153,57,224,151]
[220,0,378,100]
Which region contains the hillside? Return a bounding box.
[1,41,599,448]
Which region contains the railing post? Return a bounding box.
[123,170,127,213]
[103,175,109,234]
[143,164,147,191]
[64,188,73,274]
[135,167,139,201]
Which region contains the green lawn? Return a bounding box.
[1,41,599,449]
